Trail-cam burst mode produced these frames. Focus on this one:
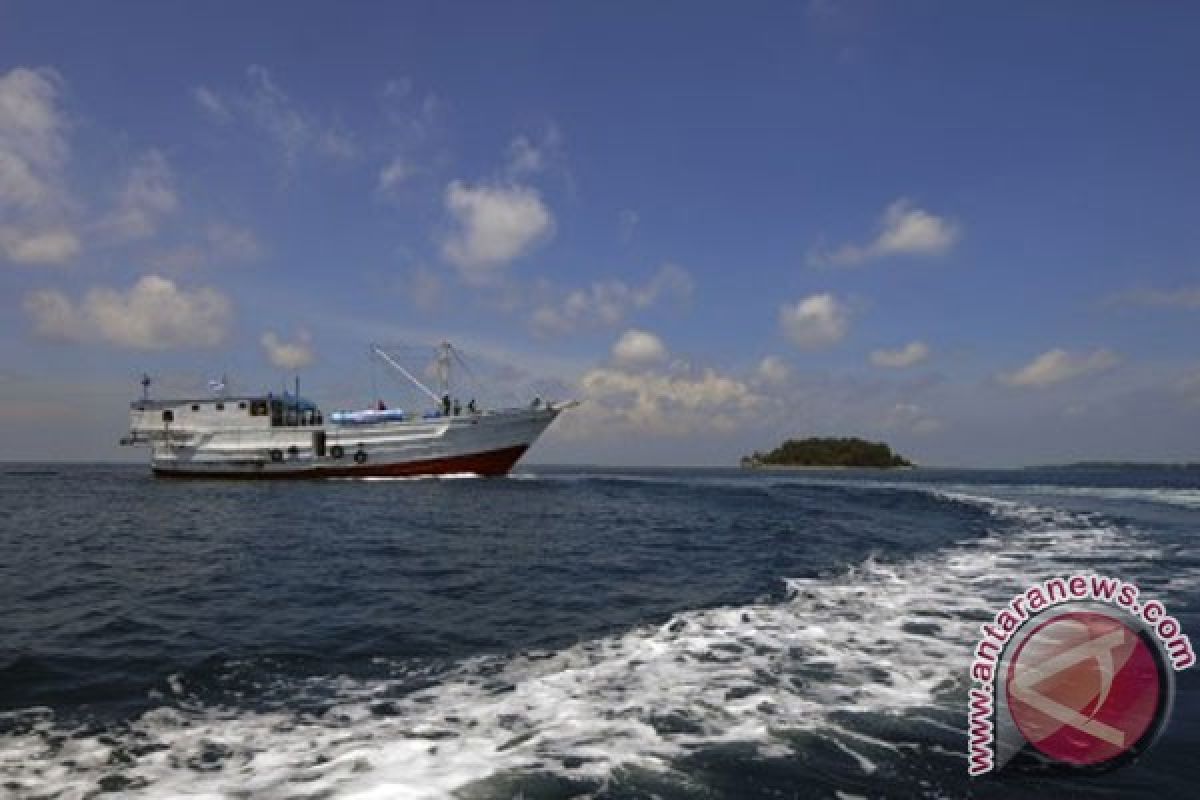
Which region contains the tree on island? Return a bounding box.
[741,437,912,468]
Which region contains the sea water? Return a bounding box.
[0,464,1197,798]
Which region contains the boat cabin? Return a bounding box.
[127,393,323,440]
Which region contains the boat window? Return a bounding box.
[215,403,225,411]
[192,404,200,411]
[250,400,268,416]
[238,401,248,410]
[162,410,174,422]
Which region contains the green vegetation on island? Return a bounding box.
[741,437,913,469]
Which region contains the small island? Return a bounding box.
[741,437,913,469]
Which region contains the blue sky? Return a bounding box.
[2,1,1199,465]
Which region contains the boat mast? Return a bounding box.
[435,341,452,398]
[371,344,442,405]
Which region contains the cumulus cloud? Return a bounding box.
[96,150,178,242]
[440,180,553,281]
[570,362,764,437]
[0,225,80,264]
[611,329,668,368]
[0,66,67,211]
[870,340,930,368]
[809,199,960,267]
[1002,348,1119,388]
[194,66,357,168]
[23,275,232,349]
[530,263,693,336]
[0,66,79,266]
[779,292,849,349]
[261,329,314,369]
[755,355,792,385]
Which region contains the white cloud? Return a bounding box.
[315,128,355,160]
[809,198,960,267]
[376,156,412,195]
[507,136,545,176]
[192,86,230,122]
[23,275,232,349]
[0,66,67,212]
[379,77,440,140]
[97,150,178,242]
[870,340,930,368]
[205,221,262,263]
[568,361,764,437]
[612,329,668,368]
[246,65,325,164]
[529,263,693,336]
[440,180,553,281]
[505,125,563,177]
[0,66,80,266]
[195,66,357,168]
[780,292,849,349]
[0,225,80,264]
[756,355,792,385]
[1002,348,1119,388]
[1109,286,1200,310]
[22,288,80,341]
[261,329,314,369]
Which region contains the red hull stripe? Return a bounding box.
[153,445,530,480]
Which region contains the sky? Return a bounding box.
[1,1,1199,466]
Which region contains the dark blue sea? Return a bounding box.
[1,464,1197,798]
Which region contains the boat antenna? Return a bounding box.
[141,373,152,401]
[371,344,441,404]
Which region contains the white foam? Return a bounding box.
[331,472,483,482]
[776,474,1200,511]
[2,493,1196,799]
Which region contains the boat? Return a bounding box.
[120,343,572,479]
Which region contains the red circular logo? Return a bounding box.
[1005,610,1165,767]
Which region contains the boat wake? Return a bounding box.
[330,472,484,482]
[2,489,1197,799]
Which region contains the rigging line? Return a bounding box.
[369,346,379,404]
[448,344,485,400]
[371,344,441,404]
